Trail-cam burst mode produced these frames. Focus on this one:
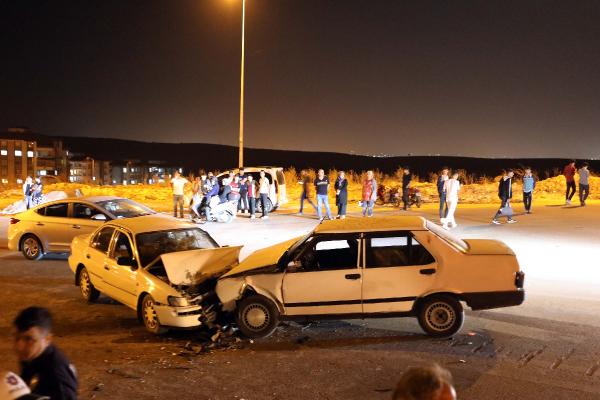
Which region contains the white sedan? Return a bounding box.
[68,214,240,334]
[8,196,155,260]
[215,216,525,338]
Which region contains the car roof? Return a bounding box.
[105,213,197,233]
[314,216,427,234]
[28,196,124,208]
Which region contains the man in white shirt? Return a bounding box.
[170,171,189,218]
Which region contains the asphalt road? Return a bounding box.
[0,202,599,400]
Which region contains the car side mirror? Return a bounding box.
[91,214,107,221]
[287,260,302,272]
[117,256,136,269]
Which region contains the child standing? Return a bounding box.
[522,168,535,214]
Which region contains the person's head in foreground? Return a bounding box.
[0,371,48,400]
[13,307,53,363]
[366,170,374,180]
[451,172,459,180]
[318,169,325,178]
[392,364,456,400]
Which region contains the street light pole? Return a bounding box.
[238,0,246,169]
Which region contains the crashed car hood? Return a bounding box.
[159,246,242,285]
[220,237,301,278]
[463,239,515,256]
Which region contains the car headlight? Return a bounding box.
[167,296,189,307]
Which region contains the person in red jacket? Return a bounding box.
[563,160,577,205]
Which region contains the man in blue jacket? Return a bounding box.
[437,167,450,219]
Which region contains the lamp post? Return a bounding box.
[238,0,246,169]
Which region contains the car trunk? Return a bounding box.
[463,239,515,256]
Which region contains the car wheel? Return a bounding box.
[140,294,168,335]
[79,267,100,302]
[236,295,279,338]
[255,198,274,214]
[417,295,464,338]
[21,235,43,260]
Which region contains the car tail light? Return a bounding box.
[9,218,20,225]
[515,271,525,289]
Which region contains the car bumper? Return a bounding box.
[154,305,203,328]
[461,289,525,311]
[7,230,19,251]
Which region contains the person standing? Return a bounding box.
[22,176,33,210]
[246,175,257,219]
[314,169,332,220]
[258,170,271,219]
[402,167,412,210]
[170,171,188,218]
[14,307,78,400]
[334,171,348,219]
[190,176,203,220]
[522,167,536,214]
[563,160,577,205]
[579,162,590,206]
[31,178,44,207]
[437,167,450,219]
[492,169,517,224]
[361,170,377,217]
[441,172,460,230]
[298,170,317,215]
[238,176,249,214]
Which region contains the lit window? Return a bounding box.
[179,168,183,173]
[15,150,22,156]
[0,150,7,156]
[27,151,34,158]
[16,179,23,184]
[92,176,96,181]
[1,179,7,184]
[131,180,136,184]
[39,170,47,176]
[123,180,127,185]
[123,167,127,173]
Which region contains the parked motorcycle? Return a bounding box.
[192,197,237,224]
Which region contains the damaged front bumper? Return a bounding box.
[153,304,203,328]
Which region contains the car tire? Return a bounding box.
[236,295,279,338]
[255,198,274,214]
[417,295,464,338]
[21,234,43,261]
[140,294,168,335]
[79,267,100,302]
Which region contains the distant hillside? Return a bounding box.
[58,135,597,178]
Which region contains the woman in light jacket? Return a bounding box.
[441,172,460,230]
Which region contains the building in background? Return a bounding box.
[69,158,112,184]
[0,128,67,185]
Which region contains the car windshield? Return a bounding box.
[96,199,155,219]
[425,221,468,252]
[136,228,218,267]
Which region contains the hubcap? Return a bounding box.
[23,238,39,258]
[426,302,455,331]
[143,299,158,329]
[80,271,90,298]
[244,304,269,330]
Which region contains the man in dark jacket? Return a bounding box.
[14,307,78,400]
[437,167,450,219]
[401,167,412,211]
[563,160,577,205]
[492,170,517,224]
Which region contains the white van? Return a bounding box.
[217,167,287,212]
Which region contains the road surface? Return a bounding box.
[0,202,599,399]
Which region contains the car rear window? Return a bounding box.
[425,221,468,252]
[44,203,68,218]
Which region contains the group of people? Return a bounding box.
[22,176,44,210]
[170,169,272,222]
[435,160,593,229]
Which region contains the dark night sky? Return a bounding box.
[1,0,600,158]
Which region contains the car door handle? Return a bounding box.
[36,222,44,226]
[103,264,110,271]
[345,273,361,280]
[85,254,91,259]
[420,268,436,275]
[72,225,81,229]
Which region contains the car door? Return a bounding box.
[100,230,138,308]
[361,231,437,313]
[84,226,116,293]
[69,202,108,236]
[33,202,73,252]
[281,234,363,316]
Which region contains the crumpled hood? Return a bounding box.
[463,239,515,256]
[160,246,242,285]
[220,237,301,278]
